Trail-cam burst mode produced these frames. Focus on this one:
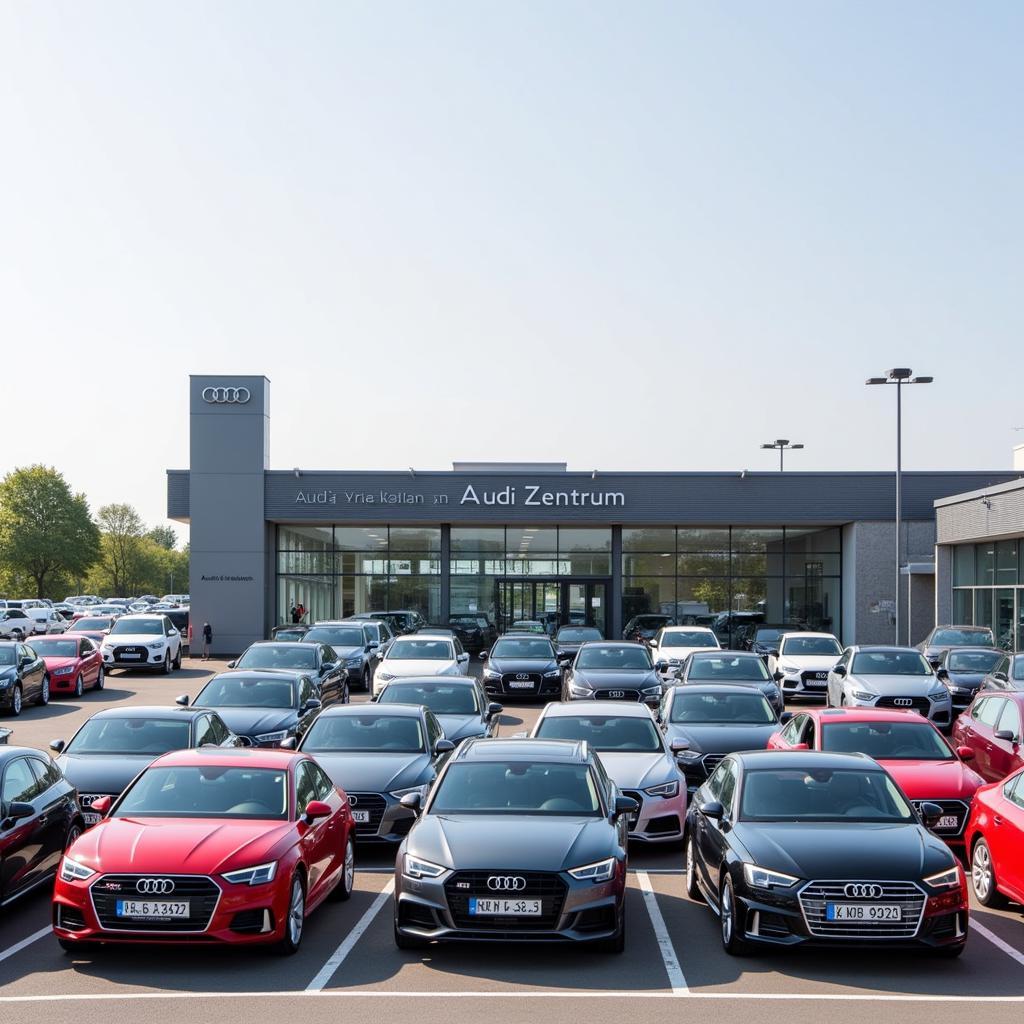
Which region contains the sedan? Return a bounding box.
[296,704,454,844]
[375,677,502,745]
[741,623,807,658]
[675,651,784,716]
[302,623,379,692]
[685,750,968,956]
[531,702,687,843]
[951,691,1024,783]
[373,636,470,697]
[765,632,843,702]
[553,626,604,663]
[935,648,1006,711]
[229,641,348,704]
[28,635,104,698]
[53,748,356,954]
[0,745,83,905]
[0,641,50,715]
[481,634,564,702]
[919,625,996,664]
[393,738,634,950]
[964,764,1024,908]
[647,627,721,677]
[562,642,666,707]
[827,646,952,728]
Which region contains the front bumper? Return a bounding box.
[482,673,563,701]
[348,791,416,843]
[619,786,687,843]
[845,693,952,727]
[778,672,830,701]
[101,648,167,670]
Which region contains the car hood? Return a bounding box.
[101,633,167,646]
[663,722,779,754]
[434,714,487,743]
[846,674,939,696]
[382,660,457,677]
[203,708,297,738]
[596,751,677,789]
[573,668,659,689]
[40,656,81,670]
[69,817,293,876]
[409,814,615,871]
[778,656,841,670]
[312,751,433,792]
[57,753,161,796]
[945,672,987,687]
[879,759,985,801]
[489,658,558,674]
[731,821,953,880]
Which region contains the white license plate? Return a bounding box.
[352,810,370,823]
[83,812,100,826]
[119,653,142,660]
[826,903,901,921]
[805,680,827,688]
[469,898,542,916]
[937,815,959,830]
[116,899,190,918]
[508,681,534,689]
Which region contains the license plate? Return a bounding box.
[812,672,829,680]
[83,812,100,826]
[120,653,142,660]
[469,898,542,916]
[826,903,901,921]
[352,810,370,823]
[805,680,827,688]
[937,815,959,830]
[116,900,190,918]
[508,681,534,689]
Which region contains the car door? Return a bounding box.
[991,700,1023,780]
[770,714,809,749]
[967,697,1006,781]
[26,756,69,873]
[994,773,1024,899]
[698,759,738,897]
[295,761,334,900]
[79,637,100,686]
[309,761,346,894]
[0,756,47,898]
[318,645,341,702]
[295,675,318,738]
[18,645,44,701]
[193,714,220,748]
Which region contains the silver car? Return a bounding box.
[826,645,953,728]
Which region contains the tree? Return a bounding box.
[146,525,177,550]
[0,466,100,598]
[96,504,145,596]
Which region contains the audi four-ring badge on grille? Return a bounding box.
[201,386,251,404]
[136,878,175,895]
[516,673,529,680]
[893,697,913,707]
[608,690,625,699]
[844,883,883,899]
[487,876,526,891]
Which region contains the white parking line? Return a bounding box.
[635,870,688,996]
[972,919,1024,968]
[0,927,50,965]
[305,879,395,991]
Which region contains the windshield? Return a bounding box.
[74,617,114,631]
[491,638,554,660]
[0,648,17,666]
[740,767,914,822]
[109,618,163,636]
[430,762,602,816]
[662,631,718,648]
[754,628,786,642]
[535,715,662,752]
[30,639,80,657]
[114,765,288,820]
[378,682,479,714]
[821,721,952,761]
[947,650,1003,673]
[194,675,296,709]
[780,636,843,657]
[932,628,994,646]
[386,638,453,661]
[235,645,318,670]
[670,691,775,724]
[302,713,425,752]
[556,628,603,643]
[273,628,306,640]
[67,718,191,755]
[576,646,652,670]
[303,627,364,647]
[851,651,933,676]
[687,655,770,682]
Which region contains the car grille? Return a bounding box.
[594,689,642,701]
[800,670,830,687]
[799,881,926,939]
[702,753,725,774]
[875,696,931,714]
[112,645,150,660]
[348,792,387,836]
[444,871,568,930]
[500,673,542,694]
[912,799,969,837]
[90,875,221,932]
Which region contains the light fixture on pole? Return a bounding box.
[760,439,804,472]
[865,368,934,645]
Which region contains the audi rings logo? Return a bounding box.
[136,878,175,895]
[608,690,625,699]
[201,386,251,404]
[487,876,526,892]
[349,796,358,806]
[893,697,913,707]
[844,883,883,900]
[515,673,529,681]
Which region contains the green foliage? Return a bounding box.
[146,525,177,550]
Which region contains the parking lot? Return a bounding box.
[1,659,1023,1024]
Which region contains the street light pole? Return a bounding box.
[760,439,804,471]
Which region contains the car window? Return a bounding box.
[298,676,314,707]
[670,690,775,724]
[536,714,662,752]
[378,682,479,715]
[945,650,1003,673]
[687,655,770,682]
[302,714,425,753]
[705,760,730,801]
[295,762,319,813]
[194,715,218,747]
[309,761,335,802]
[1006,774,1024,809]
[35,757,63,789]
[387,638,455,661]
[977,698,1005,728]
[425,711,444,749]
[194,675,296,709]
[997,701,1022,739]
[717,760,737,814]
[780,716,803,744]
[576,646,652,670]
[2,758,41,804]
[780,636,842,657]
[206,714,232,746]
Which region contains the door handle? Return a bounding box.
[993,815,1003,826]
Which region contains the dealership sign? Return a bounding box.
[202,386,251,404]
[294,484,626,508]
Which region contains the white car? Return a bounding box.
[24,607,67,635]
[647,626,720,676]
[99,614,182,673]
[373,635,469,696]
[64,595,101,606]
[161,593,190,605]
[766,631,843,701]
[0,608,34,640]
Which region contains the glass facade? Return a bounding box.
[951,541,1024,650]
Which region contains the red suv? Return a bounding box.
[951,691,1024,783]
[964,765,1024,908]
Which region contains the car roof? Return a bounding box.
[381,675,478,687]
[317,702,424,718]
[802,707,928,725]
[661,625,715,633]
[244,641,313,650]
[456,738,589,763]
[689,648,759,658]
[731,749,878,770]
[667,683,773,697]
[149,747,305,770]
[933,624,990,631]
[84,705,207,721]
[780,631,838,641]
[848,645,923,654]
[209,669,303,681]
[541,701,653,719]
[578,641,645,649]
[944,646,1004,656]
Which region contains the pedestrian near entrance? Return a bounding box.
[290,604,299,624]
[202,622,212,660]
[297,602,306,623]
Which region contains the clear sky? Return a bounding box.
[2,2,1021,542]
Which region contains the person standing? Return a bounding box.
[297,602,306,623]
[290,604,299,624]
[202,621,212,661]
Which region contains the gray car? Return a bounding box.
[302,622,380,692]
[827,645,953,728]
[674,650,784,716]
[297,703,454,843]
[918,625,996,664]
[563,642,667,707]
[375,676,503,745]
[393,737,634,951]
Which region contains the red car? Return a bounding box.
[52,747,356,955]
[768,707,985,854]
[964,764,1024,907]
[951,691,1024,784]
[28,634,104,697]
[63,617,115,645]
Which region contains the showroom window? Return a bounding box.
[950,541,1023,650]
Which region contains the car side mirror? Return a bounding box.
[935,668,950,681]
[457,653,469,663]
[280,737,297,750]
[919,801,945,830]
[365,642,378,653]
[772,671,784,682]
[655,660,669,673]
[49,739,66,753]
[833,665,847,678]
[929,658,941,669]
[486,702,503,720]
[226,660,236,669]
[5,801,35,824]
[669,739,689,753]
[434,739,456,756]
[779,711,794,724]
[993,672,1008,683]
[556,653,572,665]
[303,698,322,712]
[994,729,1017,742]
[956,746,975,761]
[304,800,331,824]
[399,791,422,813]
[614,794,639,817]
[234,735,254,747]
[699,800,724,820]
[321,662,337,674]
[479,651,488,661]
[90,795,113,817]
[175,694,189,707]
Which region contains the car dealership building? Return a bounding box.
[169,376,1022,655]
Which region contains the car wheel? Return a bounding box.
[361,669,370,693]
[342,682,350,704]
[971,838,1008,908]
[685,835,702,901]
[330,836,355,902]
[74,674,84,698]
[11,629,23,641]
[162,651,172,675]
[275,872,306,956]
[394,917,428,950]
[719,874,750,956]
[172,646,182,670]
[65,823,82,850]
[7,684,23,717]
[37,674,50,706]
[94,666,104,691]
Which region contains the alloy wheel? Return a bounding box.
[75,674,84,698]
[12,685,22,716]
[344,840,355,892]
[721,882,734,945]
[972,842,992,901]
[288,876,305,947]
[39,676,50,704]
[95,667,104,690]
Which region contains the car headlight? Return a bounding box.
[923,866,961,889]
[148,642,165,650]
[743,863,798,889]
[927,687,948,700]
[222,861,278,886]
[543,670,562,678]
[346,656,363,667]
[60,857,95,882]
[254,729,289,743]
[644,780,679,798]
[482,669,501,680]
[642,685,662,695]
[377,671,395,681]
[852,690,875,702]
[675,749,703,763]
[780,663,800,674]
[389,785,424,800]
[52,665,76,675]
[403,855,446,879]
[569,684,592,696]
[568,857,616,883]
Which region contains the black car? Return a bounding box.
[393,737,635,950]
[981,652,1024,692]
[919,625,997,663]
[481,634,564,701]
[0,745,83,903]
[303,622,380,692]
[554,626,604,662]
[51,705,241,825]
[676,650,784,715]
[271,624,309,641]
[742,623,807,658]
[562,642,666,707]
[658,684,790,793]
[449,613,497,653]
[622,614,674,643]
[685,750,968,956]
[375,676,503,745]
[934,647,1006,711]
[186,669,338,747]
[424,619,480,652]
[0,641,50,715]
[228,641,348,701]
[160,608,190,650]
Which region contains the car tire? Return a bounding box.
[685,835,702,901]
[65,822,82,851]
[11,629,23,641]
[719,874,750,956]
[162,652,172,675]
[6,684,22,717]
[329,836,355,902]
[94,667,104,691]
[275,872,306,956]
[74,674,84,699]
[37,674,50,706]
[361,669,370,693]
[172,646,182,671]
[971,837,1009,908]
[394,918,428,950]
[342,682,350,704]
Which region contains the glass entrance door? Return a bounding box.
[995,588,1015,651]
[496,580,609,637]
